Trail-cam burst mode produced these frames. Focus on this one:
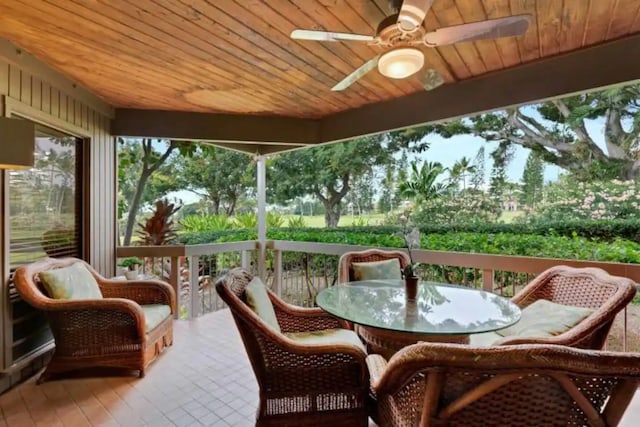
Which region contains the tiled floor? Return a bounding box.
[0,310,258,427]
[0,309,639,427]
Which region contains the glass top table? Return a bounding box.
[316,280,521,336]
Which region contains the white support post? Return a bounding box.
[256,155,267,279]
[241,250,251,270]
[188,256,200,318]
[273,249,282,297]
[169,256,180,319]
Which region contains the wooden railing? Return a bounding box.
[117,240,640,351]
[116,241,258,318]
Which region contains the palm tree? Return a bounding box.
[399,161,452,203]
[451,157,477,191]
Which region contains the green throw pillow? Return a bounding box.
[497,299,594,338]
[39,263,103,300]
[285,329,366,353]
[352,258,402,281]
[245,277,281,332]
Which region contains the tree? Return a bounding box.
[269,129,431,227]
[345,170,375,216]
[378,163,396,213]
[521,151,545,208]
[398,161,452,204]
[175,144,254,215]
[470,146,486,190]
[118,138,192,246]
[450,156,476,191]
[488,142,513,200]
[443,84,640,180]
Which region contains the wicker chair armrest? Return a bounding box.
[373,343,640,397]
[366,354,388,391]
[41,298,146,340]
[270,292,348,332]
[98,279,176,311]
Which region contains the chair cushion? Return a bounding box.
[469,331,503,347]
[39,263,103,300]
[285,329,367,353]
[497,299,594,338]
[140,304,171,333]
[245,277,281,333]
[352,258,402,281]
[470,300,594,347]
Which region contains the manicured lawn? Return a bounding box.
[499,210,524,223]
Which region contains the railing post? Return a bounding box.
[188,255,200,318]
[273,249,282,297]
[169,256,180,319]
[623,307,628,352]
[482,269,494,292]
[241,250,251,270]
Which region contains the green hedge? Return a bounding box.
[179,218,640,243]
[179,228,640,264]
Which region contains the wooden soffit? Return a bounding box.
[1,1,640,153]
[112,33,640,153]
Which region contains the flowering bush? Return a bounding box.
[531,179,640,222]
[412,191,501,226]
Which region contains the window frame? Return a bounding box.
[1,96,91,371]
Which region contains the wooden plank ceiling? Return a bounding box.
[0,0,639,119]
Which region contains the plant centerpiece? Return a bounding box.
[400,213,421,301]
[119,257,142,280]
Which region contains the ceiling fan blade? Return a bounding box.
[424,15,532,46]
[290,29,374,42]
[398,0,434,32]
[420,69,444,91]
[332,56,380,91]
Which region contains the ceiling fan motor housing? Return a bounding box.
[376,14,426,47]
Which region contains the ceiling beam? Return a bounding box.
[202,141,308,155]
[111,109,319,148]
[112,33,640,153]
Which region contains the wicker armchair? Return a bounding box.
[14,257,175,382]
[368,342,640,426]
[215,268,369,427]
[338,249,410,283]
[495,266,637,349]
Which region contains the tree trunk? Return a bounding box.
[209,197,220,215]
[123,169,151,246]
[323,202,341,227]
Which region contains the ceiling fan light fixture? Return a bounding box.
[378,47,424,79]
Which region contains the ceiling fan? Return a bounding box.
[290,0,531,92]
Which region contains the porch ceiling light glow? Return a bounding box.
[0,117,35,169]
[377,47,424,79]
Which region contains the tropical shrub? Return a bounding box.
[234,212,257,229]
[412,191,501,225]
[267,212,285,228]
[287,216,307,228]
[533,178,640,221]
[136,199,180,245]
[180,214,234,232]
